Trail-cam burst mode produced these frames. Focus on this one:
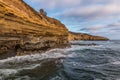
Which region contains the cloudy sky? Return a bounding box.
[24,0,120,40]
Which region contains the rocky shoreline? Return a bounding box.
[0,0,69,59]
[0,0,109,59]
[68,31,109,41]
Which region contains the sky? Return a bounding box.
[24,0,120,40]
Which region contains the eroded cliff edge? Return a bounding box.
[0,0,68,59]
[68,31,109,41]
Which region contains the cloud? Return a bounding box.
[24,0,120,39]
[108,22,120,27]
[79,21,120,38]
[25,0,120,20]
[80,21,120,31]
[24,0,82,10]
[55,3,120,21]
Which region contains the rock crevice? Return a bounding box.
[0,0,109,59]
[0,0,68,59]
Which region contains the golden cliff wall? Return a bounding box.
[68,32,109,41]
[0,0,68,59]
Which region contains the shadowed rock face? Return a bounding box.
[0,0,68,59]
[68,32,109,41]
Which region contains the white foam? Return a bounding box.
[0,48,72,79]
[0,48,70,65]
[111,61,120,65]
[0,69,17,78]
[0,63,41,78]
[19,64,41,70]
[0,44,105,66]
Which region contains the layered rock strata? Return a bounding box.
[68,31,109,41]
[0,0,109,59]
[0,0,68,59]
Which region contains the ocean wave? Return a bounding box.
[0,63,42,79]
[0,48,70,65]
[0,44,107,66]
[0,69,17,79]
[0,48,78,78]
[0,41,119,80]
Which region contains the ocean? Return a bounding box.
[0,40,120,80]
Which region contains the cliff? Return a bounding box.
[68,31,109,41]
[0,0,68,59]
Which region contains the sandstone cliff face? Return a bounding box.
[68,32,109,41]
[0,0,68,59]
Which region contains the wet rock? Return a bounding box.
[0,0,68,59]
[70,43,99,46]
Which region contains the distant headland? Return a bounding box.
[0,0,109,59]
